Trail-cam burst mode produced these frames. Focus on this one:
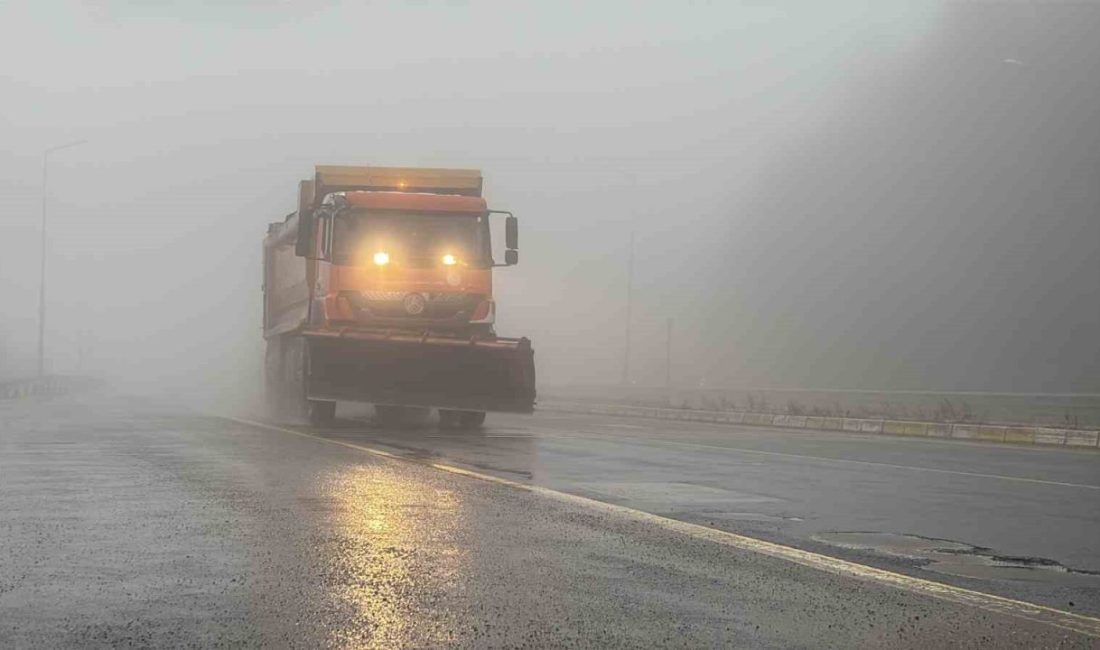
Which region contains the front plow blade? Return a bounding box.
[303,330,536,413]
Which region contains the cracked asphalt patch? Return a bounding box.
[814,532,1100,586]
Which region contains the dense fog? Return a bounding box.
[2,1,1097,400]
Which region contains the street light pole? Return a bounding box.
[37,139,86,377]
[665,317,673,389]
[621,229,635,385]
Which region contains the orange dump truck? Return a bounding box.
[262,166,535,428]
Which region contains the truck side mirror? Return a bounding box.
[505,215,518,250]
[505,249,518,266]
[295,212,315,258]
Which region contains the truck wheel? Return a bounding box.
[281,338,307,423]
[282,337,323,425]
[308,400,336,427]
[264,339,284,418]
[459,411,486,429]
[439,409,485,430]
[437,409,461,430]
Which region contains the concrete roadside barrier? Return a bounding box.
[882,420,907,436]
[926,423,952,438]
[540,400,1099,449]
[1066,430,1100,447]
[952,424,980,440]
[884,420,929,437]
[743,412,771,426]
[903,421,930,437]
[1033,428,1067,445]
[977,425,1008,443]
[1003,427,1037,445]
[860,419,883,434]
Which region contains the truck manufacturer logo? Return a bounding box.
[403,292,427,315]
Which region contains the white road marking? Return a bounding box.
[521,428,1100,491]
[224,416,1100,638]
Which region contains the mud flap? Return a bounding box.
[303,330,535,413]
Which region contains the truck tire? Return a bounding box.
[439,409,486,430]
[308,400,336,427]
[281,338,306,422]
[437,409,460,429]
[459,411,486,428]
[282,337,326,426]
[264,339,285,418]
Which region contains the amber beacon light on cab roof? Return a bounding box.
[262,166,536,428]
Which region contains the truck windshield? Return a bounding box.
[331,210,490,268]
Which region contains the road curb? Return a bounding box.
[540,401,1100,449]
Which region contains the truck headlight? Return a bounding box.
[441,254,457,266]
[373,251,390,266]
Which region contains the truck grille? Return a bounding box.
[343,291,481,319]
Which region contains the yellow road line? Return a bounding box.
[223,416,1100,638]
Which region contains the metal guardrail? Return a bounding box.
[540,400,1100,448]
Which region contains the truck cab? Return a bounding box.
[296,167,517,337]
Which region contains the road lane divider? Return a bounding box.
[540,401,1100,449]
[224,415,1100,638]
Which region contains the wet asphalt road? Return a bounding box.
[2,392,1098,648]
[343,407,1100,615]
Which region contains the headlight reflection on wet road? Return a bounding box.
[320,463,469,648]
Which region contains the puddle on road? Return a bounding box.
[931,555,1100,584]
[813,532,1100,585]
[814,532,972,558]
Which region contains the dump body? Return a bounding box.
[263,212,312,337]
[262,166,534,424]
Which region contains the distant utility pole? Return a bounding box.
[77,329,91,375]
[620,230,635,385]
[38,139,87,377]
[665,317,673,389]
